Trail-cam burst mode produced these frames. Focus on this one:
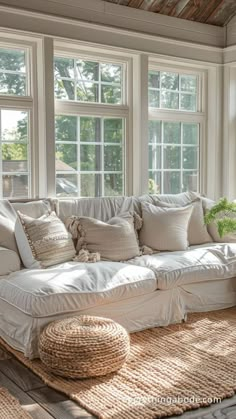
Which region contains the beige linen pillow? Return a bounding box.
[139,202,193,251]
[66,214,140,261]
[152,198,212,245]
[15,211,76,269]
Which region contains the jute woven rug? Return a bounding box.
[0,387,32,419]
[1,308,236,419]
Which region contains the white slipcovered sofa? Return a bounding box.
[0,192,236,359]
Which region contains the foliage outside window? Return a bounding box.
[0,47,31,198]
[54,55,126,197]
[148,68,201,195]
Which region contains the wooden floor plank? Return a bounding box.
[28,386,95,419]
[0,370,54,419]
[0,358,46,391]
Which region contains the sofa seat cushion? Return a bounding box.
[128,243,236,289]
[0,262,156,317]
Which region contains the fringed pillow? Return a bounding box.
[65,213,140,262]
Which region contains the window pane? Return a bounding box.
[2,144,28,172]
[149,171,161,194]
[161,72,178,90]
[163,171,181,194]
[101,64,121,83]
[148,71,160,88]
[183,123,198,145]
[80,144,101,171]
[101,85,121,104]
[55,79,75,100]
[180,93,196,111]
[0,48,25,72]
[183,171,198,192]
[104,145,122,171]
[55,116,77,141]
[55,114,125,197]
[149,90,160,108]
[54,57,74,79]
[76,61,99,81]
[56,174,78,197]
[0,74,26,96]
[149,120,161,143]
[180,75,197,92]
[183,147,198,170]
[56,144,77,171]
[77,82,98,102]
[104,119,122,143]
[161,91,179,109]
[3,174,28,198]
[81,174,102,197]
[1,111,28,142]
[164,146,181,169]
[149,145,161,170]
[104,173,123,196]
[80,117,101,142]
[163,122,181,144]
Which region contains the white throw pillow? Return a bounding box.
[15,211,76,269]
[152,198,212,245]
[139,202,193,251]
[66,213,140,261]
[0,247,21,276]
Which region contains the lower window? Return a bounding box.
[0,109,30,198]
[55,115,125,197]
[148,120,199,194]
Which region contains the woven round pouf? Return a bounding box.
[38,316,130,378]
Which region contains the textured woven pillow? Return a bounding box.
[15,211,76,269]
[139,202,193,251]
[152,198,212,245]
[66,214,140,261]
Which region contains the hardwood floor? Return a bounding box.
[0,357,236,419]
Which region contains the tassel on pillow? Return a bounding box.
[73,249,101,263]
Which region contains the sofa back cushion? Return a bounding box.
[15,211,76,268]
[139,202,193,251]
[0,247,21,276]
[68,213,140,261]
[12,200,52,218]
[56,196,143,222]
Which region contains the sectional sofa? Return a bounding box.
[0,191,236,359]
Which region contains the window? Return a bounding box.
[54,53,127,197]
[148,66,203,194]
[148,70,197,111]
[54,57,122,104]
[0,46,33,199]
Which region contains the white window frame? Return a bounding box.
[0,33,40,199]
[54,41,132,198]
[148,60,207,195]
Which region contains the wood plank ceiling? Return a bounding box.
[104,0,236,26]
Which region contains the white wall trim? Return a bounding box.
[0,0,224,47]
[0,5,224,65]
